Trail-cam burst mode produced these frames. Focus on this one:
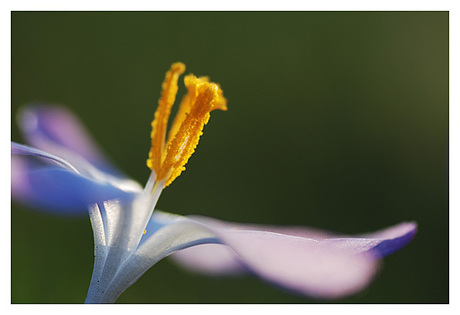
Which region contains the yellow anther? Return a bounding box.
[143,230,147,235]
[147,63,227,187]
[147,62,185,173]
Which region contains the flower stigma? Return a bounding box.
[146,62,227,191]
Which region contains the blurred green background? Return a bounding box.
[11,12,448,303]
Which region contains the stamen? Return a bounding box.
[146,63,227,187]
[147,62,185,173]
[165,75,198,144]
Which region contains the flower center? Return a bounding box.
[146,62,227,187]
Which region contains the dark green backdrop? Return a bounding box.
[11,12,448,303]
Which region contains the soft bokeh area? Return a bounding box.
[11,12,448,303]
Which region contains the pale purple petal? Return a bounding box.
[359,221,417,239]
[169,216,378,298]
[190,216,339,239]
[17,104,123,176]
[281,222,417,258]
[171,216,416,298]
[11,142,136,215]
[244,221,417,258]
[171,244,245,275]
[204,227,378,299]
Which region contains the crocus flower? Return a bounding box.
[11,63,417,303]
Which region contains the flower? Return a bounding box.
[11,63,417,303]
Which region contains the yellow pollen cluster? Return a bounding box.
[147,62,227,187]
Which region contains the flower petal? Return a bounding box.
[11,142,137,215]
[169,216,377,299]
[357,221,418,257]
[244,221,417,259]
[304,222,417,258]
[171,217,416,298]
[171,244,245,275]
[202,226,378,299]
[169,218,336,274]
[17,104,124,177]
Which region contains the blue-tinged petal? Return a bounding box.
[149,214,377,299]
[171,216,416,298]
[312,222,417,258]
[357,221,418,257]
[17,104,125,177]
[12,143,137,216]
[195,223,378,299]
